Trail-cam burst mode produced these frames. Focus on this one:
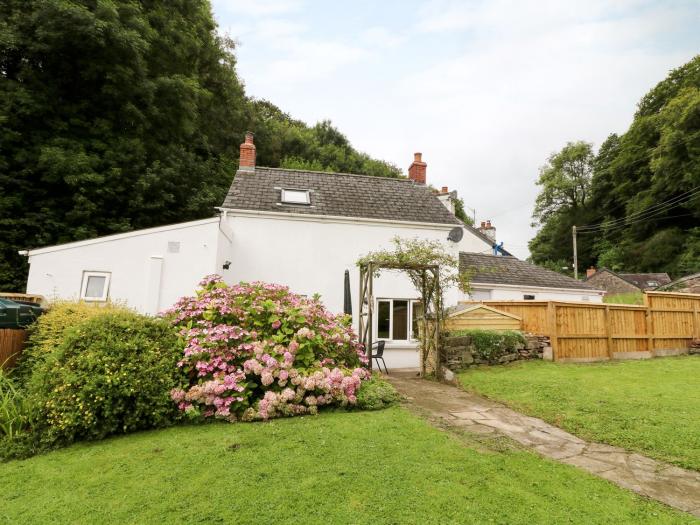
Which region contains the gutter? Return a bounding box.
[216,206,467,232]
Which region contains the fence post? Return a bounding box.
[604,305,613,359]
[693,301,700,340]
[547,301,558,361]
[643,293,654,354]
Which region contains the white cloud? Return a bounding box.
[211,0,700,259]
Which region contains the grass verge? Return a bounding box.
[459,357,700,471]
[0,407,694,524]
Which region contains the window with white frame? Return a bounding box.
[281,189,311,205]
[376,299,422,341]
[80,271,111,301]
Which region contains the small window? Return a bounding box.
[377,301,391,339]
[281,189,310,205]
[523,294,535,300]
[392,300,409,340]
[80,271,111,302]
[647,281,659,287]
[377,299,421,342]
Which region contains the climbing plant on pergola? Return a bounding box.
[358,262,442,377]
[356,237,468,378]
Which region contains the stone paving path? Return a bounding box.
[387,371,700,518]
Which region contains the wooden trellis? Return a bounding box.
[358,262,443,378]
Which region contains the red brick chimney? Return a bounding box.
[408,152,426,184]
[478,220,496,242]
[586,267,597,278]
[239,131,256,171]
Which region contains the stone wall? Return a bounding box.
[443,333,550,370]
[691,339,700,355]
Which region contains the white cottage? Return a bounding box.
[21,133,602,368]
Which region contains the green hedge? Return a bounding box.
[447,329,526,362]
[25,311,184,448]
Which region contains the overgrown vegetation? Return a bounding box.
[529,56,700,278]
[448,329,526,362]
[16,301,128,379]
[0,368,26,440]
[603,293,644,305]
[0,1,402,291]
[459,357,700,471]
[0,408,692,524]
[25,311,183,449]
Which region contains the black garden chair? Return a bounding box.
[370,340,388,374]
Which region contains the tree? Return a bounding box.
[0,0,247,290]
[0,1,402,291]
[532,141,594,224]
[529,141,596,269]
[529,55,700,278]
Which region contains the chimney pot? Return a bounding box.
[478,220,496,242]
[239,131,256,171]
[408,151,427,184]
[441,186,448,193]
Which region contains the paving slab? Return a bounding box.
[387,371,700,518]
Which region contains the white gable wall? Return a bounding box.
[23,211,493,369]
[24,218,220,314]
[219,210,491,368]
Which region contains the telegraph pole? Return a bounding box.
[572,225,578,280]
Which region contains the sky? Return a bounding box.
[211,0,699,259]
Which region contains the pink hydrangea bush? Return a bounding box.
[165,276,369,421]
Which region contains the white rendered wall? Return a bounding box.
[25,219,221,314]
[220,211,492,369]
[465,285,604,303]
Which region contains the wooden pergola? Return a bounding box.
[357,262,443,378]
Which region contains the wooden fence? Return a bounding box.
[467,291,700,362]
[0,329,27,369]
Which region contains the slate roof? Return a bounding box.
[618,272,671,290]
[221,167,462,225]
[584,269,672,290]
[459,252,598,291]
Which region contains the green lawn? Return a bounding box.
[459,356,700,471]
[603,292,644,305]
[0,408,694,524]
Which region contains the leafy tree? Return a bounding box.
[0,1,402,291]
[529,56,700,278]
[532,141,594,224]
[0,0,247,290]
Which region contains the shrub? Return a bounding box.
[24,311,183,448]
[448,329,526,362]
[0,368,27,439]
[167,276,369,421]
[355,376,401,410]
[17,301,129,379]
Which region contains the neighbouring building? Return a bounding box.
[21,133,602,368]
[459,253,604,302]
[584,268,671,294]
[658,272,700,294]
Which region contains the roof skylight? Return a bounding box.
[281,189,310,205]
